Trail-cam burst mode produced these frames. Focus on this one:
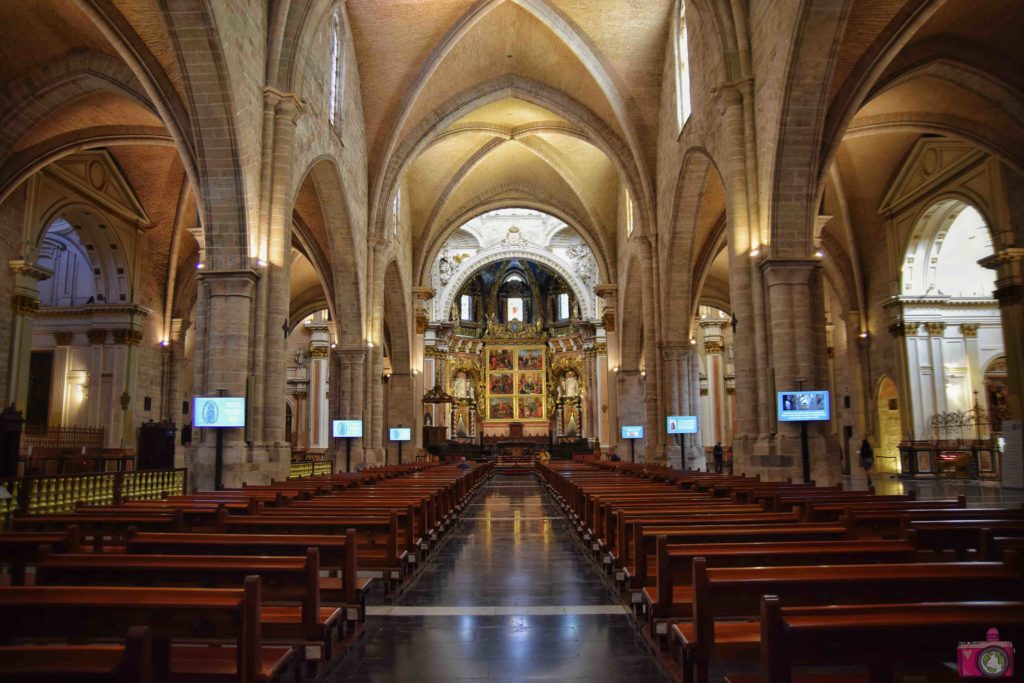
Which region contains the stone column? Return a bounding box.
[639,237,663,462]
[111,328,143,449]
[661,342,703,469]
[49,331,73,426]
[925,322,948,415]
[165,319,190,428]
[307,341,330,450]
[188,269,267,490]
[701,321,728,446]
[760,258,840,484]
[260,93,302,458]
[386,371,414,463]
[980,248,1024,422]
[333,348,367,467]
[86,329,107,428]
[6,260,51,413]
[713,83,772,467]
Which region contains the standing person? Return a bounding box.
[712,442,724,474]
[858,438,874,488]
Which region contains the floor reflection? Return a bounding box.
[326,474,671,682]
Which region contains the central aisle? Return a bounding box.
[328,474,672,682]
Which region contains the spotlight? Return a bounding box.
[690,338,697,345]
[195,262,205,269]
[612,366,619,373]
[257,258,268,267]
[814,249,825,258]
[859,332,869,339]
[750,247,760,257]
[160,340,169,348]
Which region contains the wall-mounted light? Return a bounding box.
[612,366,619,373]
[814,249,825,258]
[750,247,761,258]
[858,332,869,340]
[195,262,205,269]
[690,338,697,345]
[366,340,374,348]
[257,258,267,268]
[160,339,169,348]
[640,370,646,377]
[411,368,419,376]
[331,342,337,349]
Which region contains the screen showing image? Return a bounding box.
[667,415,698,434]
[332,420,363,438]
[621,425,644,439]
[389,427,412,441]
[193,397,246,428]
[777,390,830,422]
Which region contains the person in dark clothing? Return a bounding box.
[712,442,724,474]
[609,453,621,462]
[858,438,874,487]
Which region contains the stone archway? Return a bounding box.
[876,376,902,476]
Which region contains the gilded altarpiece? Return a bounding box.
[486,345,547,421]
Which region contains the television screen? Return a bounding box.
[621,425,644,439]
[193,397,246,428]
[667,415,698,434]
[389,427,412,441]
[777,390,830,422]
[332,420,363,438]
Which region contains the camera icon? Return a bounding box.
[958,628,1014,678]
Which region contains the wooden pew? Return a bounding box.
[0,580,296,683]
[628,522,851,592]
[644,538,919,637]
[216,512,404,581]
[907,518,1024,557]
[0,527,80,585]
[848,506,1024,539]
[12,513,183,552]
[123,531,368,614]
[803,496,966,522]
[674,561,1024,683]
[752,598,1024,683]
[35,547,347,663]
[0,625,152,683]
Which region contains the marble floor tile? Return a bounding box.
[324,474,671,682]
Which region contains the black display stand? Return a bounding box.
[0,405,23,478]
[137,420,177,470]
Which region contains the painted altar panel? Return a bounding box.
[486,345,547,421]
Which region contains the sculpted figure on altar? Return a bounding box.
[561,370,579,398]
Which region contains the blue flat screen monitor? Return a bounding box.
[332,420,363,438]
[777,390,830,422]
[193,397,246,428]
[389,427,412,442]
[667,415,698,434]
[621,425,644,440]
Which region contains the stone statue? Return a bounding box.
[454,371,471,399]
[439,255,452,285]
[562,370,579,398]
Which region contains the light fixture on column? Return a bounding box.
[640,370,646,377]
[859,331,869,340]
[411,368,418,376]
[749,246,760,257]
[160,339,169,348]
[366,340,374,348]
[814,248,825,258]
[690,338,697,345]
[257,258,268,268]
[612,366,619,373]
[195,261,205,269]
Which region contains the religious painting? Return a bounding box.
[489,348,514,371]
[518,372,544,395]
[489,373,514,395]
[518,396,544,420]
[489,397,514,420]
[517,349,544,370]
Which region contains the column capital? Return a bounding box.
[309,345,330,359]
[960,323,979,338]
[54,331,73,347]
[336,348,367,364]
[198,268,260,297]
[87,328,108,345]
[262,86,306,118]
[112,329,144,346]
[759,257,820,286]
[925,321,946,337]
[11,294,39,317]
[8,259,52,282]
[711,78,751,114]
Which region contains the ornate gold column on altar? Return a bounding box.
[6,260,51,413]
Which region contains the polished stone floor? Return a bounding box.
[844,473,1024,506]
[325,475,671,682]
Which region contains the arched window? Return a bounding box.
[328,9,344,129]
[902,202,995,297]
[391,188,401,236]
[624,189,635,237]
[676,0,692,131]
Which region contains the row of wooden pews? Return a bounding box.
[539,461,1024,683]
[0,460,493,682]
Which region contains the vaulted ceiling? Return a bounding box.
[346,0,674,280]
